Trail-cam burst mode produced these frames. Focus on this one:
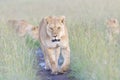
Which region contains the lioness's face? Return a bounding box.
[45,16,65,42]
[107,18,119,28]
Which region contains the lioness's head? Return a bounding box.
[7,20,17,27]
[107,18,119,28]
[44,16,66,42]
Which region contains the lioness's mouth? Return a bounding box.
[52,39,60,42]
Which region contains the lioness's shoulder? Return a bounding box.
[29,26,39,40]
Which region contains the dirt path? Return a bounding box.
[35,48,75,80]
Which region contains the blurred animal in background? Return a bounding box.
[8,19,34,37]
[7,19,39,41]
[106,18,120,45]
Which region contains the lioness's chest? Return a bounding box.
[45,40,66,48]
[46,41,60,48]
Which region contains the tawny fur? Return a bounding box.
[29,26,39,40]
[39,16,70,74]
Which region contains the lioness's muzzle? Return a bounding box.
[52,39,60,42]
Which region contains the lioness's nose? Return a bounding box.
[53,35,57,37]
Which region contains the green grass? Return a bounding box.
[69,23,120,80]
[0,0,120,80]
[0,22,37,80]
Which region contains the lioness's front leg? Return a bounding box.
[55,47,60,68]
[60,46,70,73]
[46,48,58,74]
[42,47,51,70]
[44,53,51,70]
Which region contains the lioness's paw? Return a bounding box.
[51,71,58,75]
[44,66,50,71]
[58,68,66,74]
[58,66,69,74]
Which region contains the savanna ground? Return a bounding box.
[0,0,120,80]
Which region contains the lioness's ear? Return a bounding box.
[59,16,65,24]
[112,19,118,24]
[32,27,36,30]
[44,16,52,24]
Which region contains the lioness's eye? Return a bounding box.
[50,27,53,30]
[58,27,61,29]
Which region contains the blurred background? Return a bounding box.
[0,0,120,80]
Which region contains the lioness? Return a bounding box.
[106,18,120,44]
[39,16,70,74]
[8,20,34,37]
